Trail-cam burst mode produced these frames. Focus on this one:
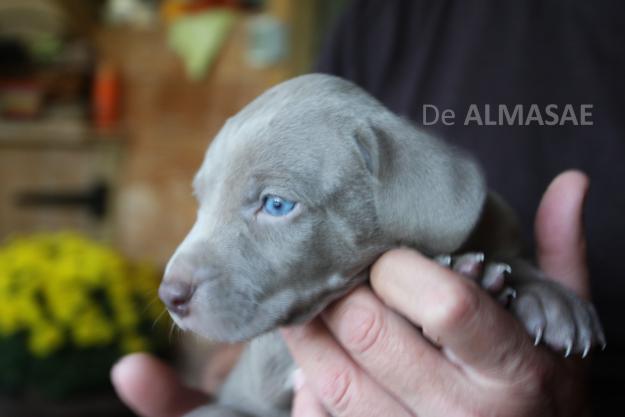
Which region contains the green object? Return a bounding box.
[168,9,236,81]
[28,34,63,63]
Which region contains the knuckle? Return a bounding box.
[341,304,386,355]
[318,367,357,414]
[521,359,554,392]
[507,355,556,398]
[431,281,480,332]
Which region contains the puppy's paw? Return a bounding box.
[438,254,606,357]
[436,252,512,295]
[509,278,606,357]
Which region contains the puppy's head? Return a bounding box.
[160,74,486,342]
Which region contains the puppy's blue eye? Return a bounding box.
[263,195,296,216]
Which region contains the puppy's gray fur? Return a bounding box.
[162,74,604,417]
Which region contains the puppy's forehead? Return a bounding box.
[194,74,379,202]
[198,114,351,192]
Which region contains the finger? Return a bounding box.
[371,249,539,379]
[111,353,209,417]
[281,320,413,417]
[321,286,456,414]
[535,170,591,299]
[292,385,331,417]
[291,370,330,417]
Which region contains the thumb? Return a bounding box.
[534,170,590,299]
[112,353,210,417]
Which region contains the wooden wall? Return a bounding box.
[0,1,344,269]
[97,16,283,265]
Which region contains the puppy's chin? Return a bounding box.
[169,291,304,343]
[175,313,271,343]
[176,298,333,343]
[172,297,331,343]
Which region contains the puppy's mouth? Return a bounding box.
[167,267,372,342]
[165,277,278,342]
[169,312,189,331]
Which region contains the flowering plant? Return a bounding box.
[0,232,168,399]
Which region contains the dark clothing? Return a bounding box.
[316,0,625,413]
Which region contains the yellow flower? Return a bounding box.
[0,232,164,356]
[45,286,86,324]
[28,321,64,357]
[15,296,44,329]
[0,302,20,334]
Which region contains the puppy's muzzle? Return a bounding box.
[159,260,223,318]
[159,280,194,317]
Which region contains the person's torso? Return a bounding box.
[316,0,625,412]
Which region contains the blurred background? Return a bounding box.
[0,0,345,415]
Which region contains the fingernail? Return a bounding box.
[291,368,305,391]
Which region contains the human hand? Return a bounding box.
[283,170,592,417]
[111,343,244,417]
[111,353,209,417]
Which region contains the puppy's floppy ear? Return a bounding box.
[361,115,487,255]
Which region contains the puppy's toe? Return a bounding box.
[482,262,511,293]
[570,299,595,357]
[509,280,604,357]
[536,289,578,356]
[496,285,517,306]
[434,254,453,267]
[570,299,606,357]
[439,253,511,295]
[451,252,485,280]
[588,304,607,351]
[509,290,548,346]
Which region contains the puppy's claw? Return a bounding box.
[588,305,607,351]
[460,252,484,264]
[564,341,573,358]
[498,286,517,306]
[598,331,607,351]
[452,252,485,279]
[505,287,517,300]
[435,255,452,267]
[482,263,511,293]
[582,343,591,359]
[534,327,544,346]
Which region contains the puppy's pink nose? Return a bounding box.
[159,281,194,317]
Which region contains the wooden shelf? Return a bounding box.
[0,118,124,149]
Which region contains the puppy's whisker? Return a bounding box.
[169,322,178,343]
[142,296,161,315]
[152,308,168,328]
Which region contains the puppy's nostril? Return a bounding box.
[159,281,194,317]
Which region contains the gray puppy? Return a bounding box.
[159,74,605,417]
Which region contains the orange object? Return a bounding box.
[161,0,238,24]
[92,63,120,130]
